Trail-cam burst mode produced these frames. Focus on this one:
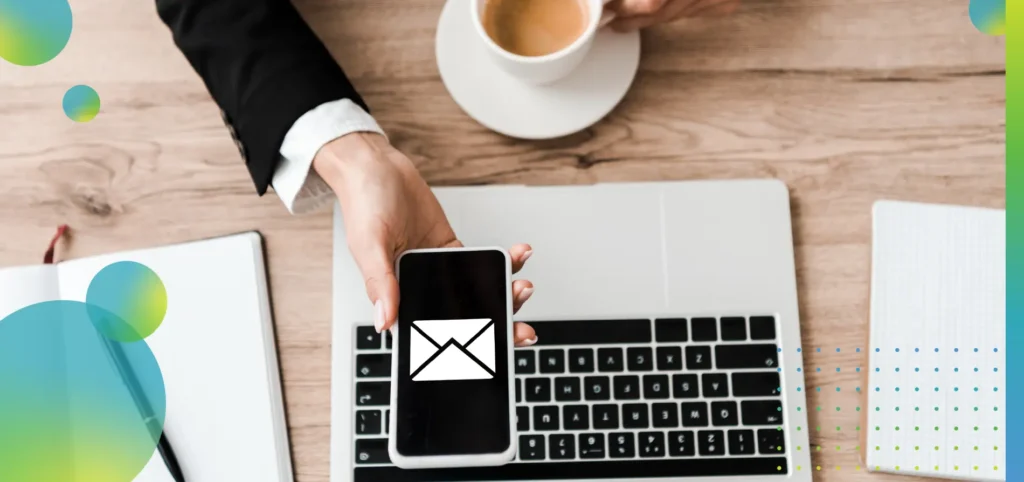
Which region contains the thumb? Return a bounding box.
[355,245,400,333]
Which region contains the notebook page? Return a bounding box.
[0,264,59,318]
[0,264,72,478]
[134,454,177,482]
[55,233,292,482]
[867,201,1005,481]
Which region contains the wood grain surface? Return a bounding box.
[0,0,1005,480]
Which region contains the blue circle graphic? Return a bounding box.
[0,300,165,482]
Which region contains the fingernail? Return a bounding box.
[520,250,533,263]
[516,286,535,305]
[373,300,385,333]
[517,337,538,347]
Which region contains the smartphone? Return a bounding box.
[388,247,517,469]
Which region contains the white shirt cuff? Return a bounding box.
[272,99,386,215]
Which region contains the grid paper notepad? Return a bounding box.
[866,201,1005,481]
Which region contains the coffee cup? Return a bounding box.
[471,0,616,85]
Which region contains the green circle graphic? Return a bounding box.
[0,300,165,482]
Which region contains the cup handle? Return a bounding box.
[599,0,617,28]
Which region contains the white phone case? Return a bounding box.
[388,247,518,469]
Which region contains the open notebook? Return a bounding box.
[0,232,293,482]
[865,201,1005,481]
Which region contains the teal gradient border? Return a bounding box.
[1008,1,1019,477]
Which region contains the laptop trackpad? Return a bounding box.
[437,185,664,319]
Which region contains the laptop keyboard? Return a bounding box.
[351,317,788,481]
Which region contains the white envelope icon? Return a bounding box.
[409,318,495,381]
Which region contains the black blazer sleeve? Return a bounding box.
[156,0,368,195]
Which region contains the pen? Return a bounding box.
[95,324,186,482]
[157,433,186,482]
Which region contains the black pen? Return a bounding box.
[157,433,186,482]
[95,325,186,482]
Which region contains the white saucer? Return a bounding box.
[435,0,641,140]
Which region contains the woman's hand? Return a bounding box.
[607,0,740,31]
[314,133,538,346]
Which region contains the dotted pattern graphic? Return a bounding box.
[786,345,1005,474]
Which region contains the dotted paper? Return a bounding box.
[867,201,1005,481]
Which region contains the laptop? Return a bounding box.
[331,180,811,482]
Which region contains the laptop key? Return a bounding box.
[672,374,699,398]
[732,372,782,397]
[550,434,575,460]
[385,410,390,434]
[698,430,726,456]
[668,431,695,456]
[579,433,606,459]
[520,435,545,460]
[609,433,636,458]
[613,375,640,400]
[643,374,670,399]
[652,402,679,428]
[597,348,624,372]
[711,401,739,426]
[534,406,560,431]
[701,373,729,398]
[356,354,391,378]
[554,377,581,401]
[626,347,653,371]
[356,410,381,434]
[539,349,565,373]
[568,348,594,373]
[655,318,688,342]
[514,350,536,374]
[356,326,380,350]
[529,319,652,345]
[719,317,747,341]
[355,438,390,464]
[622,403,649,428]
[517,406,530,431]
[715,344,778,369]
[741,400,784,425]
[593,404,619,429]
[758,428,785,454]
[639,431,666,458]
[728,429,756,455]
[563,405,589,430]
[691,318,717,341]
[356,382,389,406]
[685,346,712,370]
[385,330,393,349]
[749,316,777,340]
[681,402,709,427]
[525,378,551,402]
[656,346,683,370]
[584,376,610,401]
[515,379,522,403]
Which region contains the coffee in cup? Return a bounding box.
[481,0,590,57]
[471,0,616,85]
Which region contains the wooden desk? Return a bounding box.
[0,0,1004,480]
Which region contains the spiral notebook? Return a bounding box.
[0,232,293,482]
[865,201,1005,481]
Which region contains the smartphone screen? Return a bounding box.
[393,249,513,459]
